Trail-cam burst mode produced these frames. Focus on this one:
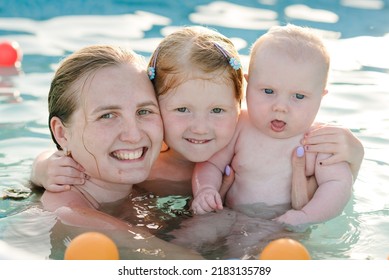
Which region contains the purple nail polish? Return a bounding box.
[225,165,231,176]
[297,146,304,158]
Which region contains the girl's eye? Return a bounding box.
[177,107,189,113]
[294,93,305,100]
[211,108,224,114]
[101,113,114,119]
[264,88,274,94]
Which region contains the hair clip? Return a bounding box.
[147,66,155,80]
[148,47,159,80]
[213,42,241,70]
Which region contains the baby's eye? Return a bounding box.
[294,93,305,100]
[101,113,114,119]
[211,108,224,114]
[176,107,189,113]
[264,88,274,94]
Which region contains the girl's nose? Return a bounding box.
[190,114,209,134]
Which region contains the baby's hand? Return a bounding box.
[44,150,86,192]
[191,187,223,215]
[274,209,309,227]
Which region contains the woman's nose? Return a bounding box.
[119,118,142,143]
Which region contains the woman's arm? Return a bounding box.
[290,147,317,210]
[41,189,203,259]
[303,123,364,180]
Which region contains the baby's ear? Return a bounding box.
[50,117,69,148]
[244,73,249,82]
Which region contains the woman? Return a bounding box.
[40,44,202,259]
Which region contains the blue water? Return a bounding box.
[1,0,389,259]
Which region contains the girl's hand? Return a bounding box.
[191,187,223,215]
[30,150,86,192]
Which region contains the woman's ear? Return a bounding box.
[50,117,69,149]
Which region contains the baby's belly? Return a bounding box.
[226,176,291,208]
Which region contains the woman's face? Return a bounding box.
[65,63,163,187]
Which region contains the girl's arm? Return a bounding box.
[30,150,86,192]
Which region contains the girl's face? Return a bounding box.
[158,78,240,162]
[246,47,326,139]
[64,64,163,189]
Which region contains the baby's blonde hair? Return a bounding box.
[249,24,330,86]
[148,26,243,103]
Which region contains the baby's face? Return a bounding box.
[246,47,327,139]
[158,77,240,162]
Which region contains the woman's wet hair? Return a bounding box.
[48,45,145,150]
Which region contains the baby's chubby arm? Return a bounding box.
[276,153,353,226]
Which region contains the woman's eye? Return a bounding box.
[177,107,189,113]
[138,109,151,115]
[211,108,224,114]
[294,93,305,100]
[101,113,114,119]
[264,88,274,94]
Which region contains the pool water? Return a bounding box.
[1,0,389,259]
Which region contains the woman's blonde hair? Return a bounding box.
[148,26,243,103]
[48,45,145,150]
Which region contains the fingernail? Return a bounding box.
[296,146,304,157]
[224,165,231,176]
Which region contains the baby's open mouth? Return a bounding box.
[271,120,286,132]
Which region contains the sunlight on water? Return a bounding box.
[341,0,385,10]
[190,2,278,30]
[0,0,388,260]
[285,4,339,23]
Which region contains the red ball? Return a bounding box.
[0,41,22,67]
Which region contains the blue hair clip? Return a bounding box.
[148,47,159,80]
[229,57,241,70]
[214,42,241,71]
[148,66,155,80]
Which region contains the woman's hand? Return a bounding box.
[219,165,235,202]
[290,147,317,210]
[30,150,86,192]
[303,123,364,180]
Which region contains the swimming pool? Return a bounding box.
[1,0,389,260]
